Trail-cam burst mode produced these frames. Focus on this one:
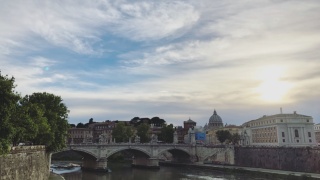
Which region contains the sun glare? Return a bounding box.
[255,66,292,103]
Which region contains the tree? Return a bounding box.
[130,117,140,127]
[76,123,85,128]
[0,72,20,154]
[136,123,150,143]
[89,118,94,124]
[11,103,42,145]
[14,102,51,146]
[216,130,232,144]
[230,133,241,145]
[158,124,174,143]
[21,92,69,152]
[150,117,166,127]
[112,122,133,143]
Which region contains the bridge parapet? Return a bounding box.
[59,143,235,170]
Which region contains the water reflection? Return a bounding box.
[62,163,229,180]
[60,162,301,180]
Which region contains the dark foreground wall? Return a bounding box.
[0,146,50,180]
[235,146,320,173]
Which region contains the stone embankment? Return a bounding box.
[235,146,320,173]
[160,162,320,179]
[0,146,50,180]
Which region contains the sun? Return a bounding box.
[255,66,292,103]
[257,80,291,102]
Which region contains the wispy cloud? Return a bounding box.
[1,0,320,125]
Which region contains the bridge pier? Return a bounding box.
[132,157,160,169]
[82,158,109,172]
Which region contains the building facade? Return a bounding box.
[68,128,92,144]
[314,123,320,145]
[89,121,115,143]
[206,125,241,144]
[174,118,197,143]
[240,111,316,146]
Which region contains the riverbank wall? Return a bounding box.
[234,146,320,173]
[160,162,320,179]
[0,145,50,180]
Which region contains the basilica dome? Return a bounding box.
[209,110,222,123]
[207,110,223,130]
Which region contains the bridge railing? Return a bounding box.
[67,142,233,149]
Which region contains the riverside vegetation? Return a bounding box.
[0,71,70,154]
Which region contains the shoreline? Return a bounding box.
[49,172,65,180]
[159,162,320,179]
[50,160,320,179]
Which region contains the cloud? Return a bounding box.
[113,1,199,41]
[1,0,320,125]
[0,0,200,56]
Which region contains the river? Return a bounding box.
[52,161,300,180]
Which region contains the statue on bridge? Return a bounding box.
[99,133,108,144]
[134,135,140,144]
[151,134,158,144]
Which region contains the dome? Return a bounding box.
[209,110,223,123]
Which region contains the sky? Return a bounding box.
[1,0,320,126]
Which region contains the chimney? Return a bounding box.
[280,107,283,114]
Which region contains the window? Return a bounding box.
[309,139,312,143]
[282,132,285,137]
[307,119,309,122]
[295,129,299,138]
[297,140,299,143]
[308,132,311,137]
[280,119,283,122]
[283,139,285,142]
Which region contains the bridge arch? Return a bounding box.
[53,148,99,160]
[106,147,152,159]
[158,147,191,157]
[158,147,193,162]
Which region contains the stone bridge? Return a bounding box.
[59,143,235,171]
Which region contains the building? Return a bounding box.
[175,118,197,143]
[175,126,185,143]
[184,118,196,129]
[204,110,224,131]
[240,111,316,146]
[68,127,92,144]
[68,121,116,144]
[205,110,225,144]
[314,123,320,145]
[184,126,205,144]
[206,125,241,144]
[89,121,115,143]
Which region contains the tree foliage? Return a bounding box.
[150,117,166,127]
[0,72,20,154]
[0,72,70,154]
[216,130,232,144]
[136,123,150,143]
[130,116,166,128]
[76,123,85,128]
[112,122,133,143]
[20,92,69,152]
[230,133,241,145]
[158,124,174,143]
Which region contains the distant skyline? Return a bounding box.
[1,0,320,126]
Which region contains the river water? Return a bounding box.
[52,162,296,180]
